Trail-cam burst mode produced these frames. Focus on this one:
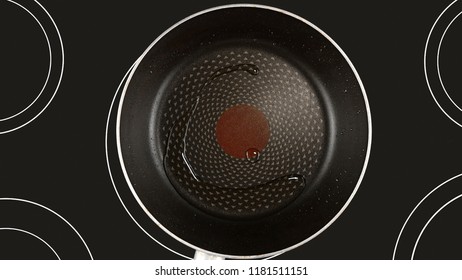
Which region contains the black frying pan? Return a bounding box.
[117,4,371,258]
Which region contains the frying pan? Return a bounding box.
[117,4,371,259]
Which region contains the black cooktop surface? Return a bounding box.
[1,0,461,259]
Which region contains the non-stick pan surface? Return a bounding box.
[117,4,371,258]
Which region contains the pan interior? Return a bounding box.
[119,5,370,257]
[161,46,327,219]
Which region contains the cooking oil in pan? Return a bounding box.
[171,63,263,182]
[163,62,311,217]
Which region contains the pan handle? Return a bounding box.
[193,251,225,260]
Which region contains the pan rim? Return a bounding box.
[116,3,372,259]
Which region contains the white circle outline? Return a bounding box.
[116,4,372,259]
[393,173,462,259]
[0,198,93,259]
[0,0,64,134]
[0,227,60,259]
[424,0,462,127]
[411,194,462,259]
[1,0,52,122]
[437,10,462,112]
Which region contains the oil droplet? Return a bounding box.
[245,148,260,162]
[288,175,304,182]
